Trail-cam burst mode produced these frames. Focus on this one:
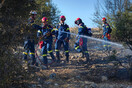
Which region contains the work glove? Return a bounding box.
[46,32,51,37]
[106,34,110,40]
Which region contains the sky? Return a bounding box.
[52,0,101,28]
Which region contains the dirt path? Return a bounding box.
[27,48,132,88]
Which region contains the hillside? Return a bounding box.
[18,28,132,88]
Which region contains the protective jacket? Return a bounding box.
[102,22,111,40]
[55,23,70,40]
[37,24,55,65]
[74,23,89,63]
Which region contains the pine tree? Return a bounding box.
[0,0,60,87]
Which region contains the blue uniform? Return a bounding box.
[37,24,55,65]
[74,23,89,62]
[102,22,110,41]
[23,39,36,65]
[102,22,111,50]
[55,23,70,62]
[23,17,41,65]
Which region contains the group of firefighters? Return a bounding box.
[23,11,111,69]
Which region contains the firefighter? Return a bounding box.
[23,36,38,66]
[37,17,56,68]
[28,10,37,24]
[23,11,40,66]
[102,17,111,50]
[74,18,90,63]
[55,15,70,63]
[28,10,42,32]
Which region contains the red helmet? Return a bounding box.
[75,18,81,22]
[102,17,107,22]
[75,18,82,24]
[42,17,48,23]
[60,15,66,21]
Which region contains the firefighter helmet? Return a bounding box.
[102,17,107,22]
[75,18,82,25]
[42,17,48,23]
[60,15,66,21]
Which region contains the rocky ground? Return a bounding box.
[20,28,132,88]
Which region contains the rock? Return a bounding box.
[85,85,88,88]
[80,72,89,75]
[74,85,80,88]
[120,84,127,88]
[101,76,108,82]
[45,81,51,85]
[76,75,81,79]
[36,84,42,88]
[127,86,132,88]
[60,53,63,58]
[71,78,75,81]
[90,83,97,88]
[49,73,56,79]
[38,78,40,81]
[41,65,48,70]
[100,83,114,88]
[48,59,52,63]
[84,81,94,85]
[71,56,75,59]
[31,84,36,88]
[91,65,96,69]
[62,61,65,64]
[52,69,57,72]
[54,83,59,86]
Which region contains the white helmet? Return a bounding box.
[30,11,37,15]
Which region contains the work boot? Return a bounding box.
[84,54,90,64]
[35,62,39,67]
[53,57,56,63]
[56,56,61,63]
[81,52,85,58]
[66,56,69,63]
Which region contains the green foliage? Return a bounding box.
[0,0,60,87]
[0,1,36,87]
[113,8,132,49]
[35,0,60,27]
[0,51,30,88]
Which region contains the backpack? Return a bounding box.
[107,26,112,34]
[106,23,112,34]
[84,26,92,37]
